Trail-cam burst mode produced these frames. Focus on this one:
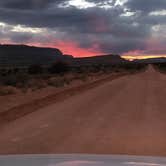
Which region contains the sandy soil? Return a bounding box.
[0,66,166,156]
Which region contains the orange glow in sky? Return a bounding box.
[3,41,166,59]
[122,55,166,61]
[30,40,104,57]
[52,41,104,57]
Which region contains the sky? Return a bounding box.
[0,0,165,58]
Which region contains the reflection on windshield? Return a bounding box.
[1,155,166,166]
[53,161,103,166]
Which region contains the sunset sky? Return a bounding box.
[0,0,165,58]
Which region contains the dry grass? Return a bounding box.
[0,67,136,96]
[0,86,17,96]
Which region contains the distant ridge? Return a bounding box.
[0,44,128,68]
[71,54,128,66]
[0,44,72,67]
[134,57,166,64]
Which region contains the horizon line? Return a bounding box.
[0,43,166,60]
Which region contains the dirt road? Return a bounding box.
[0,66,166,156]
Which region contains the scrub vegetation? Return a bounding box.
[0,62,147,96]
[154,63,166,72]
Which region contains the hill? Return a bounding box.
[134,57,166,64]
[70,54,127,66]
[0,45,128,68]
[0,44,71,68]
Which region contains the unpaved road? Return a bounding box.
[0,66,166,156]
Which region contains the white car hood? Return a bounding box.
[0,154,166,166]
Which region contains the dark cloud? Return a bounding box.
[0,0,60,10]
[125,0,166,13]
[0,0,165,56]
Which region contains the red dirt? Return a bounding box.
[0,67,166,157]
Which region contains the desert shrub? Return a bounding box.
[116,63,147,72]
[16,73,29,87]
[28,64,43,74]
[1,75,18,86]
[0,86,16,96]
[47,77,68,87]
[13,68,20,74]
[155,63,166,71]
[48,62,70,74]
[0,69,8,76]
[29,80,47,91]
[73,74,88,82]
[7,69,13,75]
[93,65,103,73]
[63,73,76,83]
[0,73,29,87]
[40,74,51,80]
